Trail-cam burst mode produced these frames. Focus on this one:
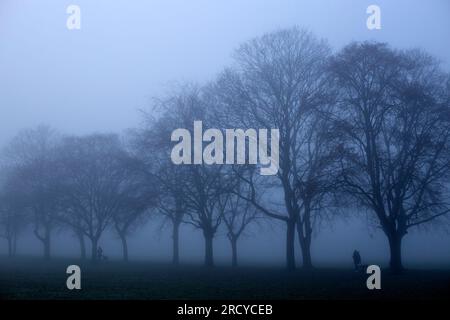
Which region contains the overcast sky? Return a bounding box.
[1,0,449,148]
[1,0,450,266]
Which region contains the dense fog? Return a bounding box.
[1,0,450,270]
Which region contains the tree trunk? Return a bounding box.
[230,237,238,267]
[43,228,51,260]
[297,216,313,269]
[91,238,98,262]
[120,234,129,262]
[76,231,86,260]
[34,225,51,260]
[172,220,180,265]
[12,232,18,256]
[203,230,214,267]
[299,235,313,270]
[286,220,296,271]
[388,233,404,274]
[7,237,13,258]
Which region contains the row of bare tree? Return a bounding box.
[0,125,260,266]
[1,27,450,273]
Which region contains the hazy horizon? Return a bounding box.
[1,0,450,268]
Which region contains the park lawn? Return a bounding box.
[0,257,449,300]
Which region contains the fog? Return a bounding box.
[1,0,450,268]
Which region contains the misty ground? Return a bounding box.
[1,256,449,300]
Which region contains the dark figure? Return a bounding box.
[352,250,361,271]
[97,246,103,260]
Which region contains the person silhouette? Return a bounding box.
[97,246,103,260]
[352,250,361,271]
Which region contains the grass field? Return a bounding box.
[1,257,450,300]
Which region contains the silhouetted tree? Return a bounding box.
[112,151,156,261]
[133,89,193,265]
[143,84,228,267]
[291,107,341,269]
[3,126,61,260]
[211,27,334,270]
[184,165,228,267]
[57,134,131,261]
[329,42,450,273]
[152,164,188,265]
[54,160,87,260]
[220,180,260,267]
[0,168,28,257]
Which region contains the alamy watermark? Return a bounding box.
[170,121,279,176]
[66,265,81,290]
[66,4,81,30]
[367,5,381,30]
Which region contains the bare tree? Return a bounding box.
[133,88,194,265]
[211,27,334,270]
[2,126,61,260]
[292,108,341,269]
[220,180,260,267]
[112,153,156,262]
[152,164,188,265]
[0,168,28,257]
[57,134,131,261]
[54,159,87,260]
[183,165,227,267]
[138,84,229,267]
[329,42,450,273]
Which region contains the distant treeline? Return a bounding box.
[1,27,450,274]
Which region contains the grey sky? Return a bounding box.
[1,0,449,148]
[1,0,450,266]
